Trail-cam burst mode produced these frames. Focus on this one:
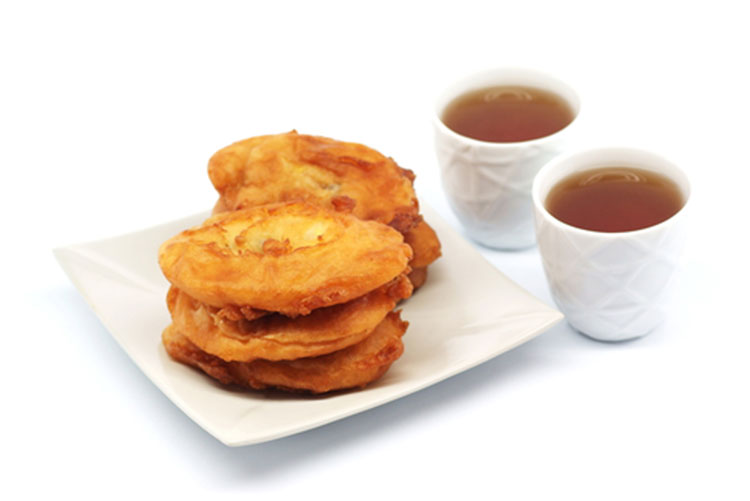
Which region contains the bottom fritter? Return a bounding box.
[162,311,407,394]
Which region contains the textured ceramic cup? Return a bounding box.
[434,68,580,249]
[532,147,690,342]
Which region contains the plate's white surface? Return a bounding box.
[54,205,563,446]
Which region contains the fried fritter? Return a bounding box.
[159,202,413,316]
[208,132,441,289]
[162,311,408,394]
[167,274,412,362]
[208,131,421,234]
[212,203,441,275]
[403,220,442,269]
[211,196,231,215]
[406,266,428,289]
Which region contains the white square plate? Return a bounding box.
[54,205,562,446]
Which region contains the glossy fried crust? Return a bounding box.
[403,220,442,269]
[167,274,412,362]
[162,311,408,394]
[215,198,441,278]
[406,266,428,290]
[208,131,421,233]
[158,202,412,315]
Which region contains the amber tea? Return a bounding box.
[545,167,684,232]
[441,85,575,142]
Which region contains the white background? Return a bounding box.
[3,1,748,499]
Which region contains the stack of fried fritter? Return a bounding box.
[160,203,414,393]
[159,132,441,394]
[208,131,441,289]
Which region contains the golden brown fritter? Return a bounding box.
[162,311,408,394]
[403,220,442,270]
[167,274,412,362]
[208,132,441,290]
[208,131,421,234]
[211,205,441,281]
[406,266,428,290]
[158,202,413,316]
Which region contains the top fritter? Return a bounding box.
[208,130,421,234]
[158,202,413,316]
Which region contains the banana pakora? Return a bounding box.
[159,131,443,395]
[159,202,412,316]
[208,131,441,287]
[167,275,411,362]
[209,131,420,233]
[162,311,407,394]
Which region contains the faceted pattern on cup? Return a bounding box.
[436,131,562,248]
[535,214,686,341]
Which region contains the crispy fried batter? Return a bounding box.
[159,202,412,315]
[162,311,408,394]
[208,131,421,233]
[403,220,442,269]
[211,196,231,215]
[214,303,270,322]
[208,133,441,287]
[213,197,440,287]
[215,197,441,289]
[167,274,412,362]
[407,266,428,289]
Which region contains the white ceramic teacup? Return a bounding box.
[532,147,691,342]
[433,67,581,249]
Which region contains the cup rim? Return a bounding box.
[433,66,581,148]
[532,146,692,238]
